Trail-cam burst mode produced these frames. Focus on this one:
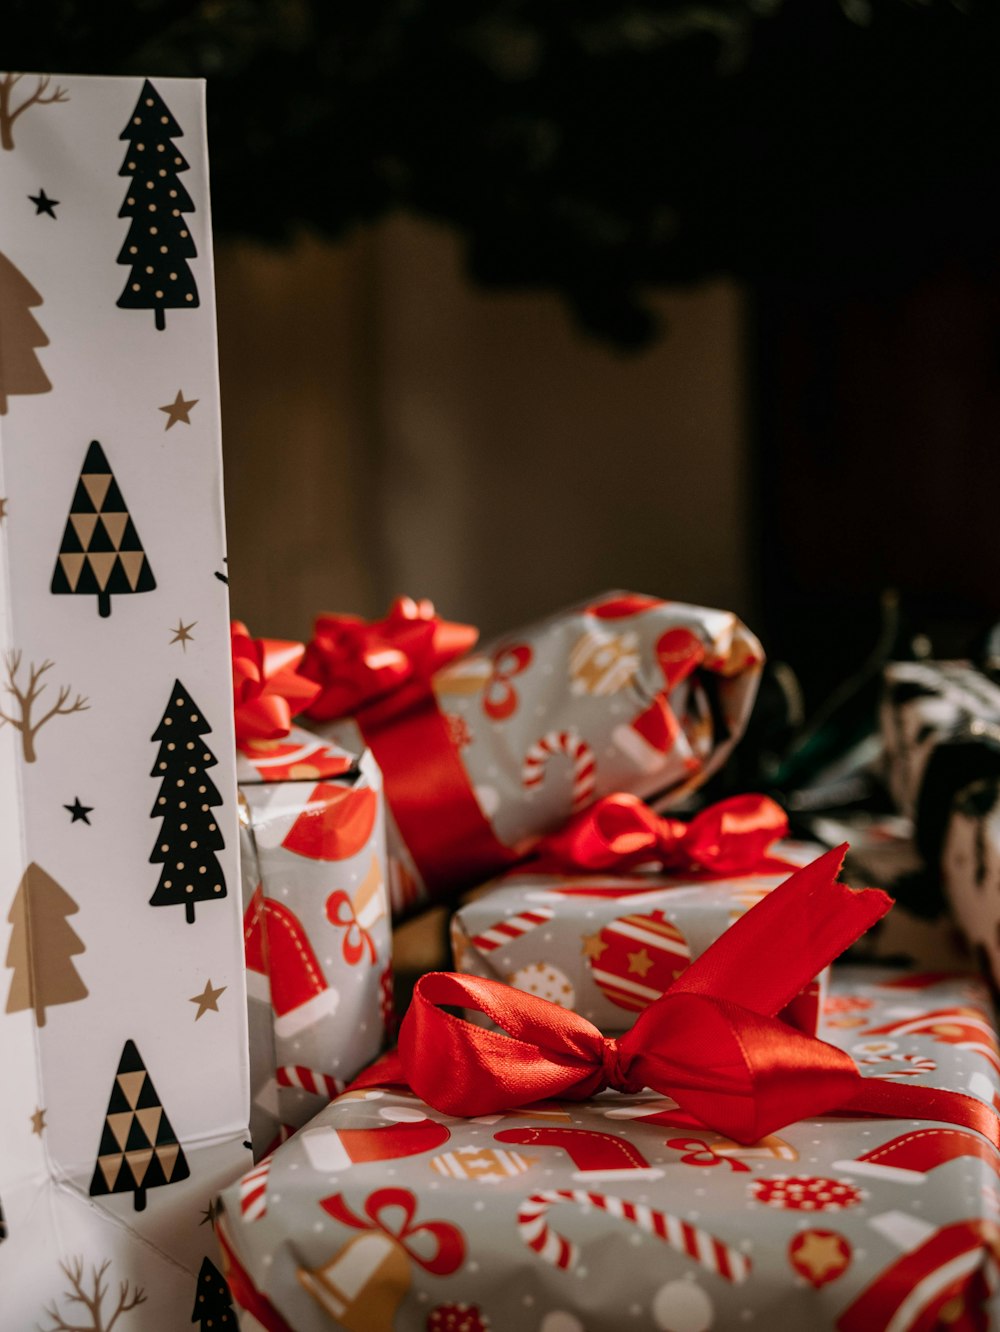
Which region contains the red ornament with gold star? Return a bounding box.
[584,909,691,1012]
[788,1228,852,1288]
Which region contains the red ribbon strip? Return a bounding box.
[231,621,321,745]
[319,1188,465,1275]
[301,597,478,722]
[352,847,1000,1147]
[531,791,794,878]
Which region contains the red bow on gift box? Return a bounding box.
[231,621,321,744]
[532,791,794,877]
[300,597,478,722]
[353,847,1000,1148]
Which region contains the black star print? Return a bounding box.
[29,189,59,218]
[64,797,93,824]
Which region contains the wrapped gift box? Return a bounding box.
[0,74,249,1325]
[238,725,391,1157]
[304,593,763,915]
[451,856,824,1036]
[216,968,1000,1332]
[942,775,1000,988]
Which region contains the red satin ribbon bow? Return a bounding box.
[319,1188,465,1275]
[355,847,1000,1147]
[231,621,321,744]
[533,791,794,877]
[300,597,478,722]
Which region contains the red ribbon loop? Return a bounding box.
[533,792,793,878]
[319,1188,465,1275]
[352,847,1000,1148]
[301,597,478,722]
[231,621,321,745]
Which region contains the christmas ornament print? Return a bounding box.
[522,729,596,813]
[430,1145,535,1183]
[50,441,156,618]
[750,1176,865,1213]
[788,1229,852,1289]
[89,1039,190,1211]
[427,1303,490,1332]
[116,80,198,330]
[569,627,640,696]
[0,249,51,414]
[507,960,576,1008]
[148,680,226,923]
[4,862,87,1025]
[586,909,691,1012]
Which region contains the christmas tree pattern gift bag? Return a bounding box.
[231,623,393,1159]
[301,591,764,917]
[1,73,247,1328]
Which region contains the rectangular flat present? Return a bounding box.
[216,967,1000,1332]
[237,725,391,1158]
[451,851,824,1036]
[1,72,249,1327]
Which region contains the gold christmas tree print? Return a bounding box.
[5,862,87,1026]
[0,249,51,415]
[89,1040,190,1212]
[51,441,156,618]
[116,80,198,331]
[149,681,226,924]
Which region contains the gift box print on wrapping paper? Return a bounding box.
[1,73,248,1330]
[302,593,763,914]
[216,969,1000,1332]
[238,726,391,1157]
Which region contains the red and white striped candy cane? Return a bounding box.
[517,1189,749,1283]
[277,1065,345,1100]
[471,907,554,953]
[239,1158,272,1222]
[523,730,596,813]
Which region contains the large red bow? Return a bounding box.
[300,597,478,722]
[532,791,794,878]
[353,847,1000,1148]
[231,621,321,745]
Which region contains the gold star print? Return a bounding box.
[200,1198,221,1228]
[190,978,226,1020]
[627,947,654,977]
[159,389,199,430]
[794,1232,847,1281]
[170,619,197,650]
[581,932,608,961]
[30,1106,46,1136]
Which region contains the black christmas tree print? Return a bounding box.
[191,1257,236,1329]
[116,80,198,331]
[51,441,156,618]
[0,1192,6,1242]
[149,681,226,924]
[89,1040,190,1212]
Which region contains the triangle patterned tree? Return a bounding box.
[89,1039,189,1212]
[5,862,88,1025]
[51,440,156,618]
[150,680,227,924]
[0,249,51,415]
[116,79,198,331]
[191,1257,236,1329]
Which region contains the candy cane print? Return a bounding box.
[516,1189,749,1283]
[239,1158,273,1222]
[277,1065,344,1100]
[469,906,554,953]
[523,730,596,813]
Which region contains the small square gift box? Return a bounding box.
[451,792,825,1035]
[215,851,1000,1332]
[232,624,392,1158]
[299,592,764,916]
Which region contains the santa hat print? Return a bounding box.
[244,893,339,1038]
[835,1126,1000,1185]
[300,1112,451,1173]
[246,780,378,862]
[837,1211,1000,1332]
[495,1127,664,1181]
[612,695,682,775]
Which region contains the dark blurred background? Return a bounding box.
[8,0,1000,714]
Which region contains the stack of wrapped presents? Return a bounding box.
[5,70,1000,1332]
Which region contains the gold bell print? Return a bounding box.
[298,1231,410,1332]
